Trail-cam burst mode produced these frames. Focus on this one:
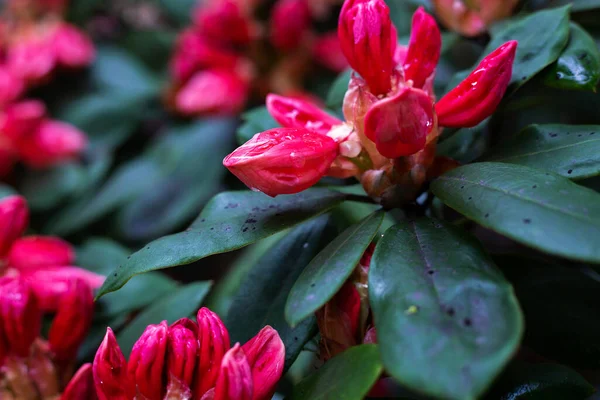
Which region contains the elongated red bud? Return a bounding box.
[167,318,198,389]
[436,40,517,128]
[338,0,396,95]
[266,94,342,135]
[242,326,285,400]
[0,195,29,257]
[61,363,97,400]
[312,32,349,72]
[48,278,94,362]
[93,328,135,400]
[193,0,258,46]
[0,278,40,357]
[364,86,434,158]
[128,321,169,400]
[0,100,46,142]
[8,236,75,271]
[270,0,311,51]
[403,7,441,89]
[224,127,338,197]
[195,307,231,398]
[213,344,253,400]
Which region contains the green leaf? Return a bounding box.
[236,106,279,145]
[285,210,384,327]
[116,281,211,357]
[438,119,490,164]
[287,344,383,400]
[544,23,600,91]
[431,162,600,263]
[97,188,347,297]
[369,218,523,400]
[226,216,335,370]
[77,238,131,275]
[20,164,83,211]
[484,124,600,179]
[326,69,351,109]
[156,0,197,26]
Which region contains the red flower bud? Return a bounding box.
[195,307,231,398]
[266,94,342,136]
[270,0,311,51]
[224,127,338,197]
[8,236,75,272]
[0,66,24,107]
[403,7,441,89]
[241,326,285,400]
[213,344,253,400]
[48,278,94,362]
[93,328,135,400]
[61,363,97,400]
[0,278,40,357]
[0,195,29,257]
[338,0,396,95]
[167,318,198,389]
[0,142,17,178]
[364,86,434,158]
[312,32,349,73]
[52,23,96,68]
[435,40,517,128]
[432,0,519,37]
[193,0,258,46]
[128,321,169,400]
[7,38,55,84]
[0,100,46,142]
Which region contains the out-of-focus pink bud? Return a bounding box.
[242,326,285,400]
[167,318,198,390]
[127,321,168,400]
[175,70,249,116]
[270,0,311,51]
[0,195,29,257]
[0,278,40,357]
[403,8,441,89]
[213,344,253,400]
[338,0,396,95]
[195,307,231,398]
[223,127,338,197]
[52,23,96,68]
[7,236,75,272]
[7,38,55,84]
[0,100,46,142]
[48,278,94,362]
[432,0,519,37]
[266,94,342,136]
[194,0,258,46]
[17,119,88,168]
[0,141,17,178]
[61,363,97,400]
[312,32,349,72]
[364,86,434,158]
[93,328,135,400]
[436,40,517,128]
[0,66,24,107]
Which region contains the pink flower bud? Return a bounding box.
[175,70,249,116]
[0,66,24,107]
[312,32,349,73]
[127,321,169,400]
[241,326,285,400]
[266,94,342,136]
[48,278,94,362]
[17,119,88,168]
[0,100,46,142]
[403,8,441,89]
[0,195,29,257]
[224,127,338,197]
[269,0,311,51]
[338,0,396,95]
[0,278,40,357]
[213,344,253,400]
[61,363,97,400]
[7,38,55,84]
[195,307,231,398]
[0,142,18,178]
[52,23,96,68]
[7,236,75,272]
[93,328,135,400]
[364,86,434,158]
[167,318,198,389]
[194,0,258,46]
[435,40,517,128]
[432,0,519,37]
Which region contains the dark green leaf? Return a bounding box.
[285,210,384,327]
[287,344,383,400]
[326,69,351,109]
[156,0,197,26]
[529,0,600,12]
[77,238,131,275]
[236,106,279,145]
[20,164,83,211]
[121,30,177,73]
[97,188,347,297]
[438,119,490,164]
[484,124,600,179]
[431,162,600,263]
[369,218,523,400]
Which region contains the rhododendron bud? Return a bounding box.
[128,321,168,400]
[0,142,17,178]
[0,100,46,142]
[48,278,94,362]
[195,307,231,397]
[194,0,257,46]
[52,23,96,68]
[436,40,517,128]
[7,39,55,84]
[338,0,396,95]
[364,86,435,158]
[432,0,519,37]
[403,8,441,89]
[312,32,349,73]
[242,326,285,400]
[266,94,342,135]
[213,344,253,400]
[0,195,29,257]
[0,66,24,107]
[167,318,198,389]
[0,278,40,357]
[93,328,135,400]
[61,363,97,400]
[7,236,75,271]
[270,0,311,51]
[223,127,338,197]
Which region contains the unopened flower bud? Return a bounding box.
[0,66,24,107]
[242,326,285,400]
[93,328,135,400]
[7,38,55,84]
[52,23,96,68]
[128,321,169,400]
[8,235,75,271]
[0,142,17,178]
[266,94,342,136]
[61,363,97,400]
[213,344,253,400]
[0,195,29,257]
[432,0,519,37]
[403,8,441,89]
[0,100,46,142]
[270,0,311,51]
[312,32,349,72]
[193,0,258,46]
[342,75,378,133]
[167,318,198,390]
[195,307,231,398]
[0,278,40,357]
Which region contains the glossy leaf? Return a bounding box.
[326,69,351,109]
[236,106,279,145]
[431,162,600,263]
[97,188,346,297]
[285,210,384,327]
[369,219,523,400]
[287,344,383,400]
[484,124,600,179]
